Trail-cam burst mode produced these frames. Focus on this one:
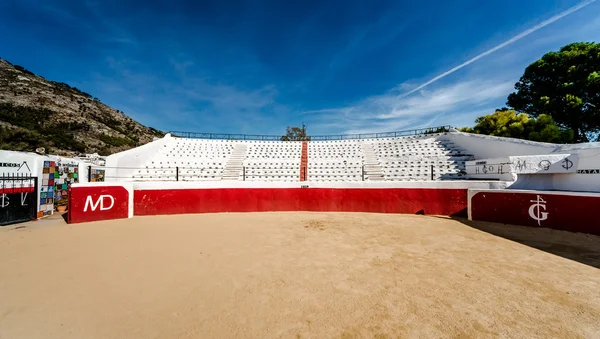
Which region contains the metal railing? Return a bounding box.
[169,126,453,141]
[0,173,37,194]
[0,173,38,226]
[101,163,463,182]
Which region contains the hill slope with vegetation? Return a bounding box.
[0,58,164,155]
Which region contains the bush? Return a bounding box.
[99,134,136,147]
[0,103,87,152]
[55,198,68,206]
[0,126,48,151]
[14,65,35,76]
[149,127,165,137]
[0,102,53,130]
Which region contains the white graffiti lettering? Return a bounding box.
[1,194,9,208]
[528,195,549,226]
[84,195,115,212]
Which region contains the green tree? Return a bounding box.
[507,42,600,142]
[281,124,310,141]
[460,110,573,143]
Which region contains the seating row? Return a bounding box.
[129,135,471,182]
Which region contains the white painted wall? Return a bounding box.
[105,133,172,181]
[0,150,44,176]
[0,151,99,213]
[507,145,600,192]
[549,145,600,192]
[465,154,578,181]
[442,132,600,193]
[0,150,48,213]
[439,131,559,158]
[131,179,510,190]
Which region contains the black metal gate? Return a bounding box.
[0,174,38,226]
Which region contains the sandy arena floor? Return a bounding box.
[1,212,599,339]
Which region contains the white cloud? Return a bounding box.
[376,81,513,119]
[395,0,596,99]
[307,79,513,134]
[76,58,284,133]
[306,0,600,135]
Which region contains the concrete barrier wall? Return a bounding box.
[67,182,600,236]
[68,183,134,224]
[68,181,508,223]
[468,189,600,235]
[134,187,468,216]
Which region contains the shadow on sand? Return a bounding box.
[446,216,600,269]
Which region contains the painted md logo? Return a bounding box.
[528,195,549,225]
[84,195,115,212]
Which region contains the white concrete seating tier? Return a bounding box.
[246,141,302,159]
[309,160,364,181]
[243,160,300,181]
[133,138,236,181]
[242,141,302,181]
[129,134,472,182]
[308,140,364,181]
[368,134,472,181]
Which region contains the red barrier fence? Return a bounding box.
[468,189,600,235]
[67,183,600,236]
[68,184,133,224]
[134,188,468,216]
[0,186,36,194]
[67,184,468,223]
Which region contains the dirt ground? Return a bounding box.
[1,213,599,339]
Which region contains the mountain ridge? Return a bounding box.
[0,58,164,156]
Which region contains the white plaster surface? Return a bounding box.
[102,131,600,193]
[447,132,600,192]
[466,154,578,176]
[105,133,172,181]
[0,150,49,213]
[131,180,509,190]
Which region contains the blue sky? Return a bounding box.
[1,0,599,135]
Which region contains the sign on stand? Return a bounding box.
[68,183,133,223]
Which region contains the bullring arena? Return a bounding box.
[1,127,600,338]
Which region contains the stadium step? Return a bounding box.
[300,141,308,181]
[221,144,248,180]
[361,142,385,181]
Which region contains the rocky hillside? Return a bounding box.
[0,58,164,156]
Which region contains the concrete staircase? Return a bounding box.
[221,144,248,180]
[300,141,308,181]
[361,142,385,181]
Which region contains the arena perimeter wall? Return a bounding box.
[68,181,600,235]
[468,189,600,235]
[68,181,504,223]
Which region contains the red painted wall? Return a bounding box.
[470,191,600,235]
[134,188,468,216]
[68,185,130,224]
[0,186,35,194]
[300,142,308,181]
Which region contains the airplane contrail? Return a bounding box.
[398,0,597,98]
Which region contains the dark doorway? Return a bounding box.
[0,174,38,226]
